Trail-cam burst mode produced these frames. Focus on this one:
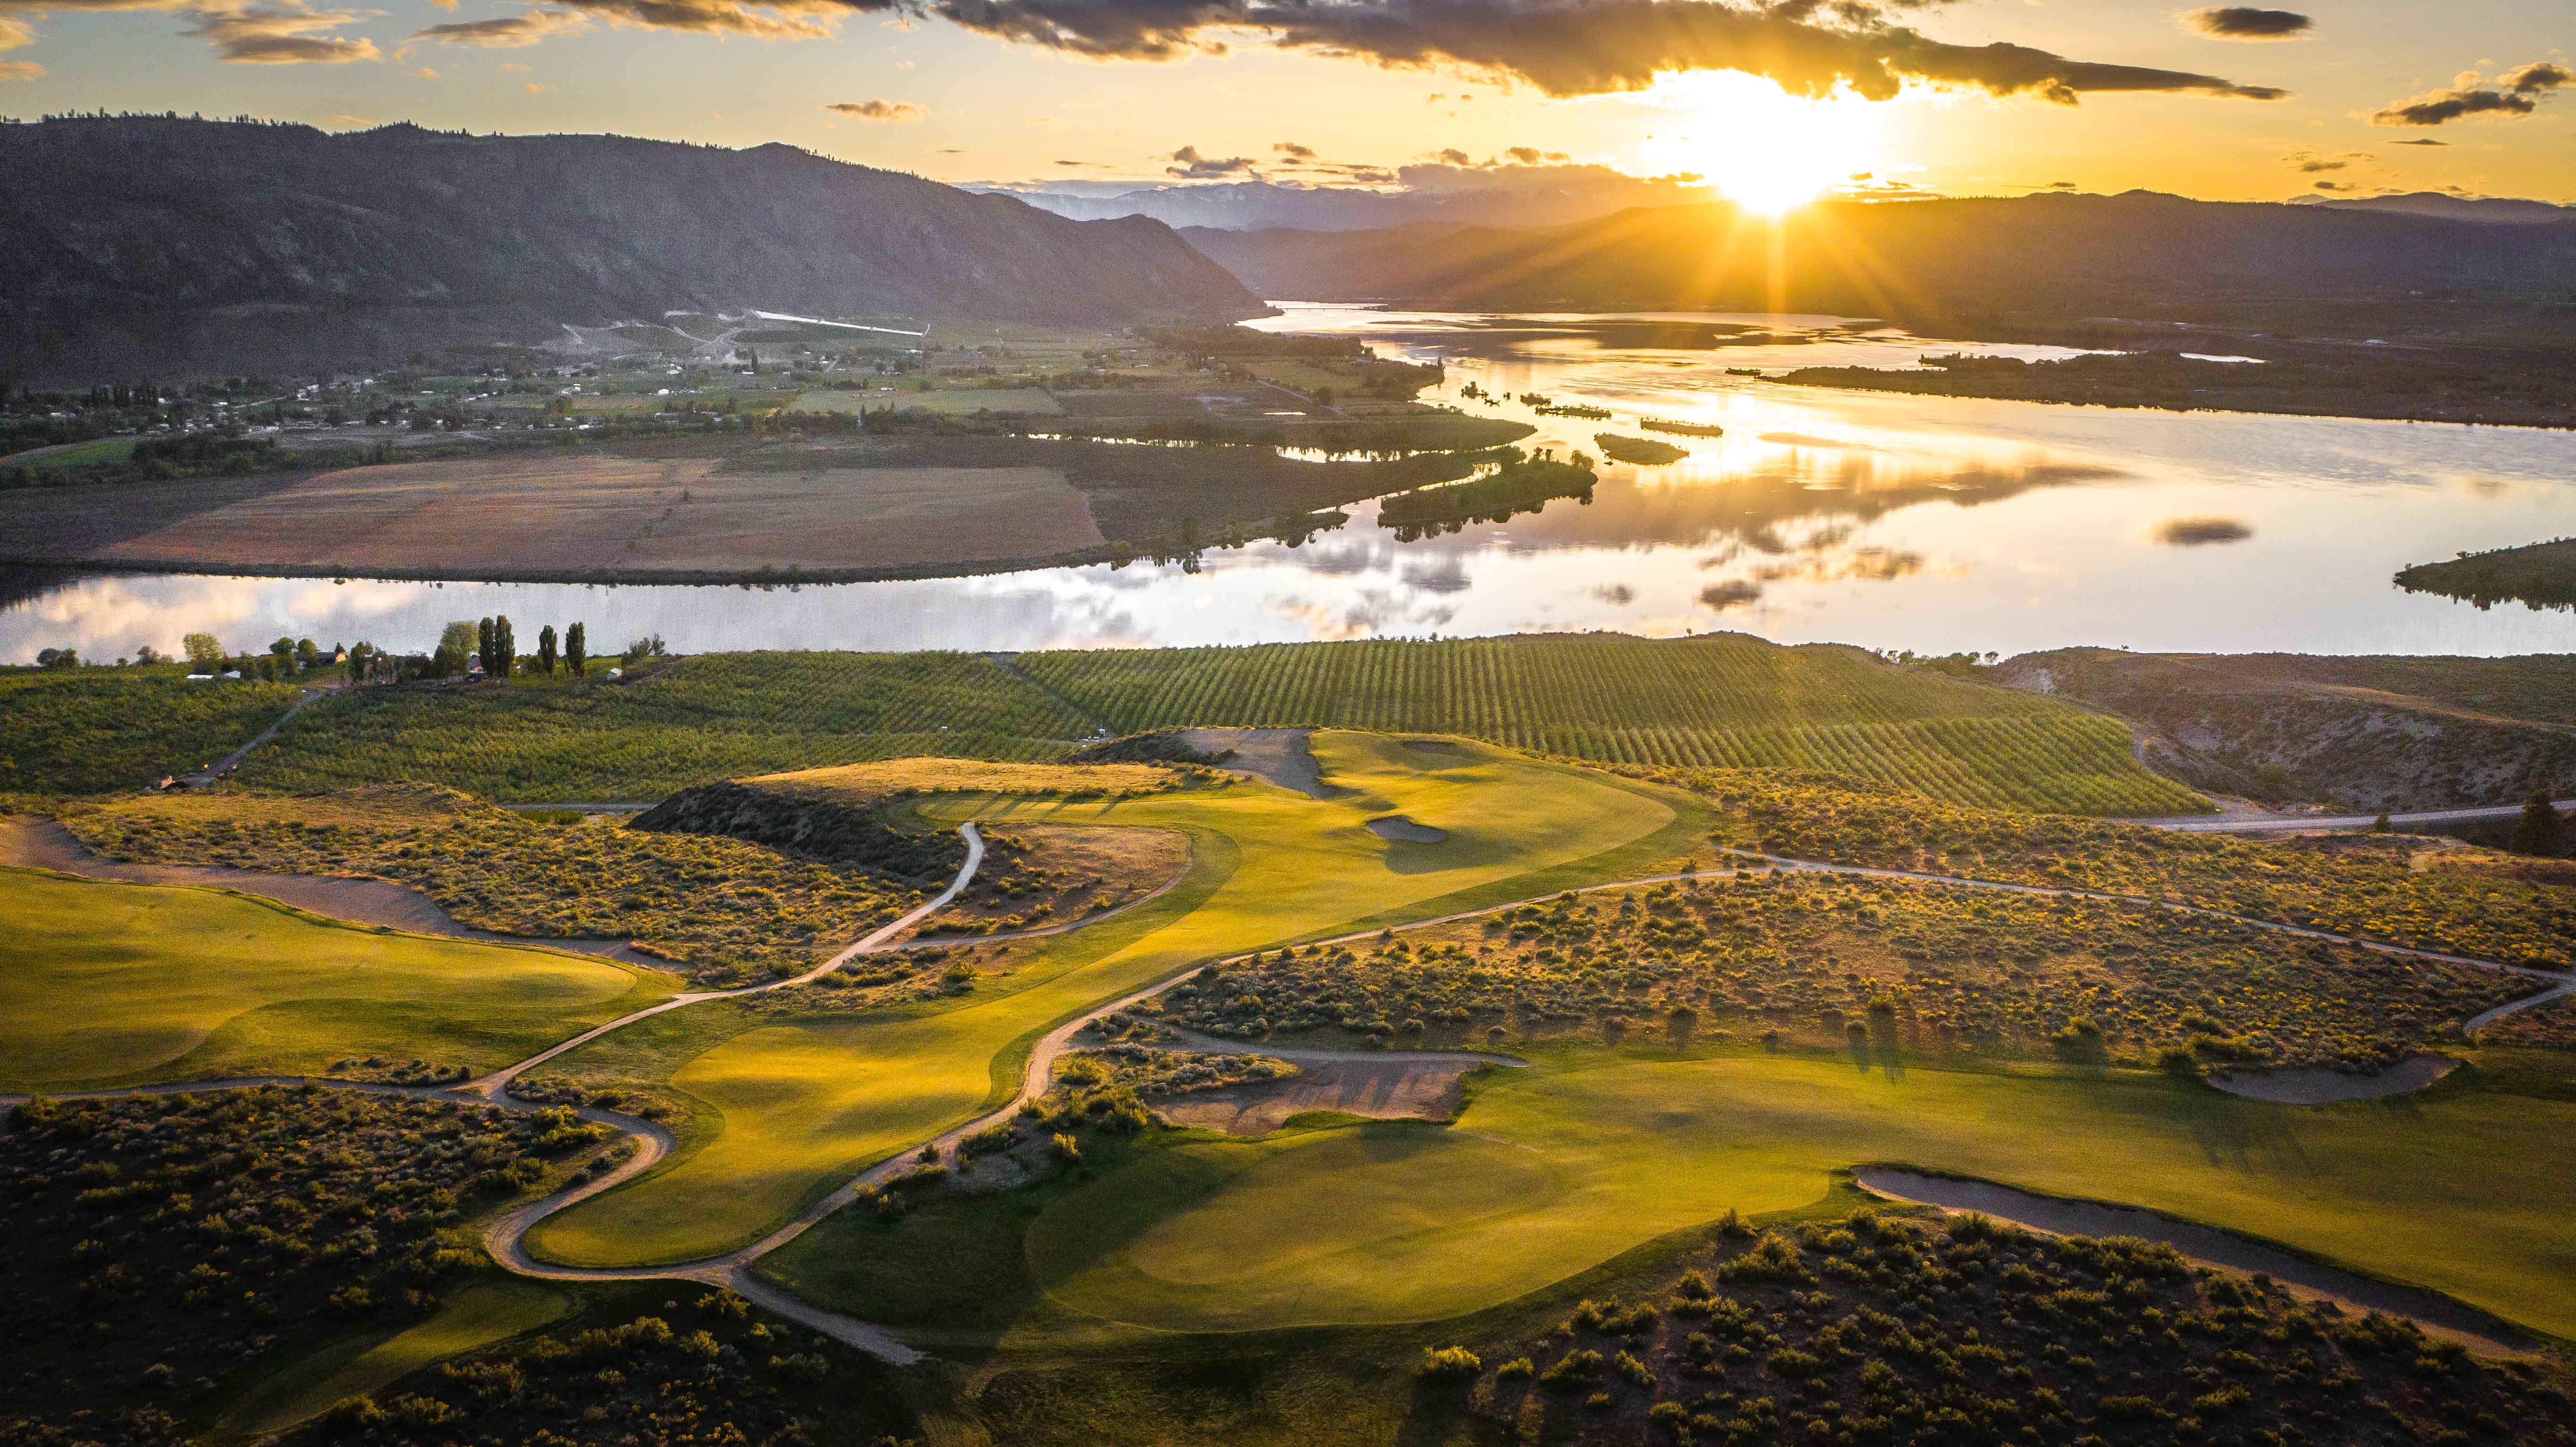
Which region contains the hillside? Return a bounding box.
[2000,648,2576,810]
[1183,192,2576,344]
[0,117,1265,381]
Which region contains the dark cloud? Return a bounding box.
[1273,140,1315,158]
[2374,62,2569,126]
[2286,149,2365,173]
[184,1,379,61]
[2501,61,2573,94]
[411,9,588,46]
[2388,138,2448,147]
[922,0,2287,102]
[2180,6,2310,40]
[1166,144,1259,178]
[2153,515,2253,546]
[1698,579,1762,610]
[539,0,875,39]
[825,98,926,119]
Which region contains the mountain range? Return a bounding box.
[1184,191,2576,336]
[0,117,1264,383]
[984,169,1714,232]
[2290,192,2575,224]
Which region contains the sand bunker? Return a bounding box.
[1151,1055,1486,1136]
[1176,727,1332,798]
[1854,1168,2530,1354]
[1365,815,1447,843]
[0,818,660,968]
[2206,1055,2457,1104]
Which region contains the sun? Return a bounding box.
[1636,72,1881,216]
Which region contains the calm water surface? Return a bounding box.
[8,302,2575,663]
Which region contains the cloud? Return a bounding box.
[0,14,29,44]
[825,97,925,119]
[2287,148,2366,173]
[2180,6,2309,40]
[410,8,586,45]
[2388,137,2446,146]
[411,62,437,74]
[183,0,380,62]
[2373,62,2570,126]
[1165,143,1257,178]
[922,0,2287,102]
[2500,61,2574,93]
[534,0,884,40]
[2153,515,2254,546]
[1698,579,1762,610]
[1272,140,1314,158]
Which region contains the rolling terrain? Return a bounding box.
[0,116,1265,382]
[2001,648,2576,811]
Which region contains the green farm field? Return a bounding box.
[0,667,306,794]
[0,868,678,1090]
[776,1048,2576,1346]
[233,650,1089,801]
[517,732,1711,1267]
[1020,634,2205,816]
[788,386,1062,416]
[207,634,2202,814]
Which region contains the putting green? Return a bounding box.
[520,733,1701,1267]
[0,868,677,1091]
[1028,1053,2576,1340]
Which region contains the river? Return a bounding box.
[8,303,2575,663]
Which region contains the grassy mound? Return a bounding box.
[58,784,923,986]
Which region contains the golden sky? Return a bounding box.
[1,0,2568,208]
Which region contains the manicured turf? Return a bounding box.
[518,733,1707,1267]
[0,868,678,1090]
[1019,1052,2576,1340]
[221,1279,571,1439]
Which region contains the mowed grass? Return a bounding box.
[518,733,1707,1267]
[218,1279,571,1440]
[0,869,678,1091]
[1019,1052,2576,1340]
[1019,634,2207,817]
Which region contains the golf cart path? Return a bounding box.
[13,816,2572,1364]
